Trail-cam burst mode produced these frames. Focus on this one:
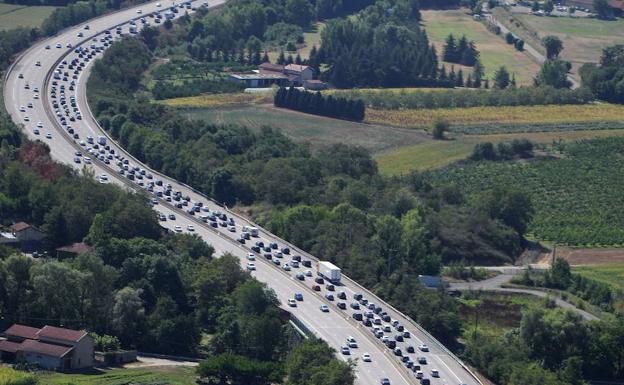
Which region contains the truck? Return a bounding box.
[97,135,106,145]
[318,261,341,284]
[242,225,259,237]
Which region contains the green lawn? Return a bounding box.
[0,2,58,30]
[179,105,429,153]
[573,264,624,292]
[38,366,197,385]
[421,9,540,85]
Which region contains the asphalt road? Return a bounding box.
[3,2,482,384]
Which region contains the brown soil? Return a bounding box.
[554,247,624,266]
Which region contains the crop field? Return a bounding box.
[429,137,624,246]
[161,92,273,108]
[0,2,58,30]
[513,14,624,75]
[421,9,540,85]
[375,128,624,175]
[573,264,624,292]
[365,104,624,131]
[178,105,429,153]
[38,366,196,385]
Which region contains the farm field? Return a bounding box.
[178,105,429,153]
[161,92,273,108]
[365,103,624,130]
[573,264,624,292]
[375,128,624,175]
[428,137,624,246]
[0,2,58,30]
[421,9,540,85]
[512,13,624,76]
[38,366,196,385]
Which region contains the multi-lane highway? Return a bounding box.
[3,2,482,385]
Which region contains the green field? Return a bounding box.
[179,105,429,153]
[374,128,624,175]
[428,137,624,246]
[0,2,58,30]
[38,366,196,385]
[421,9,540,85]
[573,264,624,292]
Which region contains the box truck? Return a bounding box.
[318,261,341,284]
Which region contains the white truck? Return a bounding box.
[318,261,341,284]
[243,225,259,237]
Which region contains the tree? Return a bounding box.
[479,186,533,235]
[472,60,484,87]
[549,257,572,289]
[543,0,554,13]
[543,35,563,59]
[494,66,511,88]
[431,118,449,140]
[443,34,458,62]
[532,0,540,11]
[285,339,355,385]
[112,287,146,347]
[514,39,524,51]
[534,59,572,88]
[593,0,614,19]
[285,0,314,27]
[505,32,515,44]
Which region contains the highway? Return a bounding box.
[3,2,482,385]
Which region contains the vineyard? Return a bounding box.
[365,104,624,130]
[160,92,273,108]
[429,137,624,246]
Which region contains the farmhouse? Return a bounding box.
[2,222,45,252]
[259,62,315,86]
[0,324,94,371]
[228,73,289,88]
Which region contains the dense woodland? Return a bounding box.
[581,45,624,104]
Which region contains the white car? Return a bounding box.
[282,263,291,271]
[45,133,52,139]
[84,157,92,164]
[27,102,33,108]
[56,43,62,48]
[156,2,161,6]
[137,8,142,13]
[36,122,43,128]
[174,225,182,233]
[419,344,429,352]
[187,224,195,232]
[19,106,25,112]
[362,353,372,362]
[228,225,236,232]
[246,253,256,261]
[320,304,329,312]
[246,262,256,271]
[23,116,29,121]
[18,73,24,79]
[33,94,39,100]
[287,299,297,307]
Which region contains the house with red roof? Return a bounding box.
[8,222,45,252]
[0,324,94,371]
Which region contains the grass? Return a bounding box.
[267,22,325,62]
[178,105,429,153]
[0,3,58,31]
[573,264,624,292]
[0,366,37,385]
[365,103,624,129]
[421,9,540,85]
[160,92,274,108]
[38,366,197,385]
[375,128,624,175]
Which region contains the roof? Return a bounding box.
[20,339,73,358]
[258,62,284,72]
[304,79,325,84]
[608,0,624,9]
[285,64,310,73]
[11,222,32,232]
[229,73,288,80]
[56,242,94,254]
[38,325,87,343]
[4,324,40,340]
[0,340,23,353]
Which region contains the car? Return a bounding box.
[326,284,335,291]
[415,371,424,379]
[19,106,25,112]
[420,379,430,385]
[347,336,357,348]
[381,379,390,385]
[158,214,166,221]
[419,344,429,352]
[247,253,256,261]
[314,277,324,284]
[325,293,334,301]
[338,291,347,300]
[418,357,427,364]
[272,259,280,266]
[320,304,329,312]
[45,133,52,139]
[295,272,305,280]
[56,43,62,48]
[282,264,291,271]
[407,345,415,353]
[23,116,29,122]
[168,214,176,220]
[174,226,182,233]
[77,32,83,37]
[337,302,346,310]
[393,348,402,356]
[312,284,321,291]
[246,262,256,271]
[350,302,360,309]
[33,128,40,135]
[305,269,313,277]
[287,299,297,307]
[18,73,24,79]
[340,346,350,355]
[228,225,236,232]
[187,225,195,231]
[294,293,303,301]
[352,312,363,321]
[137,9,142,13]
[362,353,372,362]
[431,369,439,377]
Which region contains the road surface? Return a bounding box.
[3,2,483,384]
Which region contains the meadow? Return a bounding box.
[38,366,196,385]
[428,137,624,246]
[179,105,429,153]
[0,2,58,30]
[421,9,540,85]
[573,264,624,292]
[0,366,36,385]
[365,104,624,130]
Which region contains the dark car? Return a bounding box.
[326,284,335,291]
[350,302,360,310]
[251,246,261,253]
[338,291,347,300]
[312,285,321,291]
[325,294,334,301]
[396,334,404,342]
[337,302,347,310]
[418,357,427,364]
[281,247,290,254]
[292,255,302,262]
[315,277,324,284]
[352,312,363,321]
[302,260,312,268]
[407,345,415,353]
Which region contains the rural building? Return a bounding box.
[0,231,19,247]
[303,79,328,90]
[0,324,94,371]
[257,62,315,87]
[228,73,289,88]
[56,242,95,259]
[10,222,45,252]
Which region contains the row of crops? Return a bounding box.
[429,137,624,246]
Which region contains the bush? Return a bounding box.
[505,32,515,44]
[0,367,37,385]
[432,118,449,139]
[515,39,525,51]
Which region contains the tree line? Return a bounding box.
[274,87,365,121]
[443,33,479,66]
[470,139,535,161]
[581,44,624,104]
